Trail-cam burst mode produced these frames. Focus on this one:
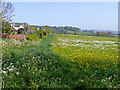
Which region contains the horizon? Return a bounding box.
[11,22,118,31]
[11,2,118,31]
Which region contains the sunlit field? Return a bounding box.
[2,34,119,88]
[51,34,119,88]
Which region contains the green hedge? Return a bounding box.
[26,34,39,41]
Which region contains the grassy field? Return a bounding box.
[2,34,119,88]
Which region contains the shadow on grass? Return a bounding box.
[2,34,87,88]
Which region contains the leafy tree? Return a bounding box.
[74,32,77,35]
[96,32,100,36]
[43,25,50,31]
[1,0,15,45]
[107,32,112,37]
[2,20,13,34]
[90,32,95,36]
[43,30,47,36]
[101,32,107,37]
[36,30,43,39]
[59,32,63,34]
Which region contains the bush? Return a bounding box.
[11,32,15,35]
[26,34,39,41]
[36,30,43,38]
[43,30,47,36]
[47,31,51,35]
[59,32,63,34]
[18,28,24,34]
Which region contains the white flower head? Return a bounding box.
[2,71,7,74]
[9,69,14,72]
[16,72,19,75]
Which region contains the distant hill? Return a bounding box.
[50,26,81,34]
[11,22,118,35]
[93,30,118,34]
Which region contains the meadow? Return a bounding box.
[1,34,119,88]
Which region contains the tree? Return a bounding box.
[24,23,29,32]
[0,0,15,22]
[96,32,100,36]
[43,25,50,31]
[107,32,112,37]
[2,20,13,33]
[36,30,43,38]
[1,0,15,45]
[101,32,107,37]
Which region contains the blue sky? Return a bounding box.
[11,2,118,31]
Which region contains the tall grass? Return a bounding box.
[2,34,120,88]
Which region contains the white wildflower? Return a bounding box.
[16,72,19,75]
[2,71,7,74]
[108,76,112,80]
[9,69,14,72]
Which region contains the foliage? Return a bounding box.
[25,34,39,41]
[50,26,80,34]
[18,28,24,34]
[2,20,14,34]
[51,34,119,88]
[43,25,50,31]
[43,30,47,36]
[36,30,43,38]
[11,32,15,35]
[2,34,119,88]
[47,31,51,35]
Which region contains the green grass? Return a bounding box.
[2,34,119,88]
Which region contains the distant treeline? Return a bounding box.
[11,22,117,37]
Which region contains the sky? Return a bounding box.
[11,2,118,31]
[8,0,120,2]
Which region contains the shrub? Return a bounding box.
[11,32,15,35]
[26,34,39,41]
[18,28,24,34]
[36,30,44,38]
[43,30,47,36]
[59,32,63,34]
[47,31,50,34]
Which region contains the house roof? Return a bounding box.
[11,24,24,30]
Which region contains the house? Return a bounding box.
[10,24,25,34]
[1,24,27,40]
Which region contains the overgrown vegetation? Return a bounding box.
[2,34,119,88]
